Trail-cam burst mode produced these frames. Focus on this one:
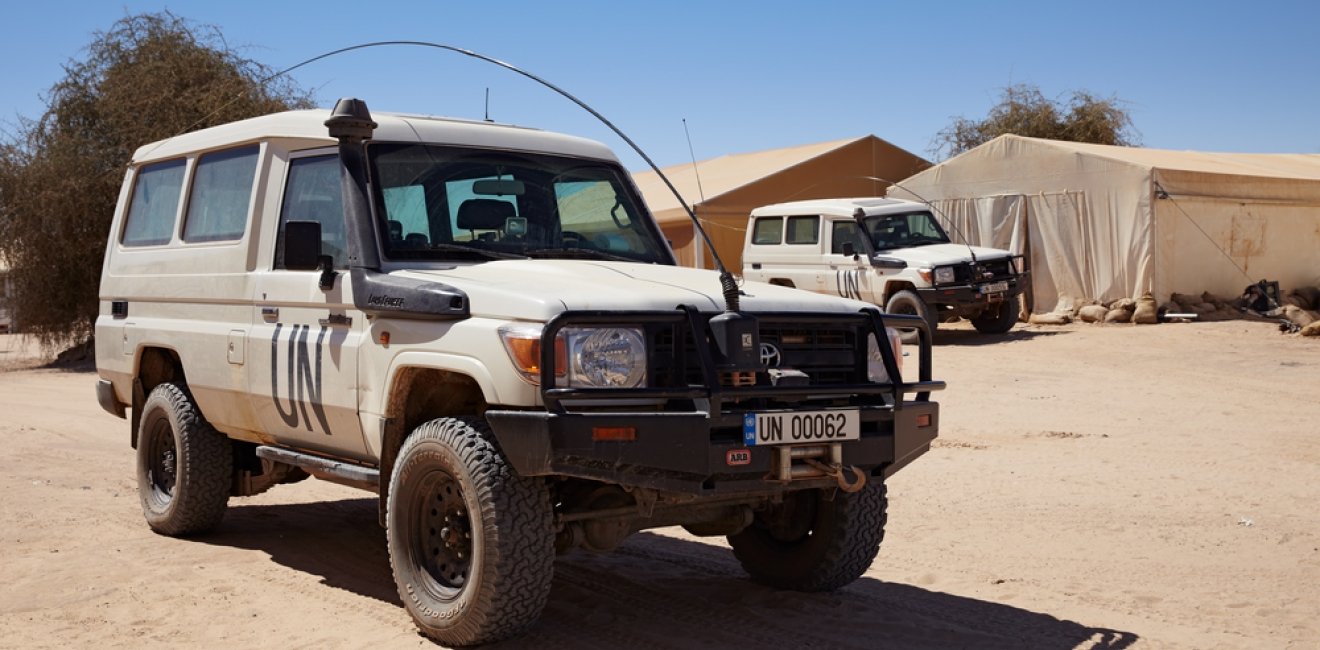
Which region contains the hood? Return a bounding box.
[398,260,872,321]
[880,243,1013,267]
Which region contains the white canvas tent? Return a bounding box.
[888,135,1320,312]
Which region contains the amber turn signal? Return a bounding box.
[592,427,636,442]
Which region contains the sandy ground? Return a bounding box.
[0,322,1317,649]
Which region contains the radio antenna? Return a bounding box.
[682,119,707,204]
[484,87,491,122]
[682,118,708,269]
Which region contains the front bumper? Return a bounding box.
[485,400,938,496]
[920,275,1025,311]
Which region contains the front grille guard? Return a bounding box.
[937,254,1028,288]
[538,306,945,416]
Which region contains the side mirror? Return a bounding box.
[840,242,856,257]
[285,221,322,270]
[286,220,338,289]
[870,255,907,270]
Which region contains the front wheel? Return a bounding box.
[971,299,1020,334]
[386,417,555,646]
[136,382,232,536]
[886,290,936,344]
[728,482,888,592]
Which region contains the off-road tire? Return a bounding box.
[886,290,936,344]
[387,417,554,646]
[136,382,232,536]
[971,299,1019,334]
[728,482,887,592]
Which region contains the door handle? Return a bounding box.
[261,307,278,321]
[319,313,353,327]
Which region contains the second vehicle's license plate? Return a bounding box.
[980,281,1009,294]
[743,409,860,446]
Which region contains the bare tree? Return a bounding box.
[0,12,312,353]
[930,84,1138,160]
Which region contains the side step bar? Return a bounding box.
[256,446,380,493]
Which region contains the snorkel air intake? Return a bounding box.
[326,98,469,320]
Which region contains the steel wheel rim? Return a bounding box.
[413,469,472,599]
[144,417,177,507]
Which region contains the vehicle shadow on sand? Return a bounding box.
[207,499,1137,649]
[931,325,1070,348]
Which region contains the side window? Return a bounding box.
[785,215,820,245]
[751,217,783,245]
[183,145,259,242]
[276,155,346,269]
[831,220,862,254]
[122,159,186,246]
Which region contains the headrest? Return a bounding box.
[456,199,516,230]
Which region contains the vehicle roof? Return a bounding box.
[749,197,927,218]
[130,108,621,164]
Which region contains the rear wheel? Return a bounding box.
[136,382,232,536]
[885,290,936,344]
[387,417,554,646]
[972,299,1020,334]
[728,482,887,592]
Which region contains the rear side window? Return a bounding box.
[276,155,347,269]
[785,215,820,244]
[183,145,259,242]
[751,217,783,245]
[122,159,186,246]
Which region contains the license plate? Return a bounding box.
[742,409,860,446]
[980,281,1009,294]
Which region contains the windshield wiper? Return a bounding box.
[522,247,637,262]
[404,243,528,260]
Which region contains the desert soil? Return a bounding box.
[1,321,1317,649]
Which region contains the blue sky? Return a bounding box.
[2,1,1317,172]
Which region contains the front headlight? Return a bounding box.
[933,266,956,285]
[867,327,904,383]
[499,324,646,388]
[565,327,646,388]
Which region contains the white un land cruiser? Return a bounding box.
[742,198,1026,339]
[94,100,943,646]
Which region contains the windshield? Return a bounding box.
[367,143,672,264]
[861,211,951,251]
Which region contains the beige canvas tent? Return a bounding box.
[632,136,929,271]
[887,135,1320,313]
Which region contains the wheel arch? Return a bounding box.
[130,345,186,449]
[377,359,497,526]
[882,280,917,304]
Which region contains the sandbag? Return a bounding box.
[1104,308,1131,323]
[1078,305,1109,323]
[1029,312,1072,326]
[1133,293,1159,325]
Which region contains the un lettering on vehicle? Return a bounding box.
[742,409,860,446]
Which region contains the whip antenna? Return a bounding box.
[683,118,708,269]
